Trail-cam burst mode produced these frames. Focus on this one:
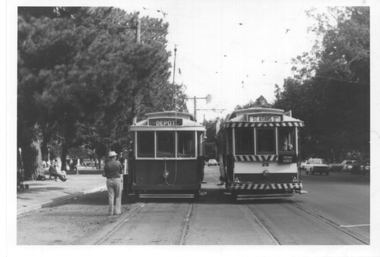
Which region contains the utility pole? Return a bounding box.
[172,46,177,110]
[116,16,165,124]
[186,95,212,122]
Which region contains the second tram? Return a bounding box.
[216,107,307,199]
[128,111,206,198]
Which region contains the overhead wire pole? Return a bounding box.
[116,15,166,124]
[186,95,212,122]
[172,45,177,110]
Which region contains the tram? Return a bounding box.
[128,111,206,198]
[216,107,307,199]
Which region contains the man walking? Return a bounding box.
[103,151,124,215]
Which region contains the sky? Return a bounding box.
[118,0,331,120]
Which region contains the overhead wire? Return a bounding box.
[139,5,319,111]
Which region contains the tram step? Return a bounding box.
[139,194,195,199]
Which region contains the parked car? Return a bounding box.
[329,160,357,172]
[348,159,370,175]
[342,160,358,172]
[208,159,219,166]
[304,158,330,175]
[360,159,370,175]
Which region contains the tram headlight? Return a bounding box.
[263,170,270,177]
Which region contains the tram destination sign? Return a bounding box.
[148,118,183,126]
[248,114,282,122]
[278,154,297,163]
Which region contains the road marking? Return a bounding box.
[339,224,370,228]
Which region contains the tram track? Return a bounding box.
[288,201,370,245]
[93,202,147,245]
[176,202,195,245]
[89,200,196,245]
[243,199,369,245]
[244,205,281,245]
[87,191,368,245]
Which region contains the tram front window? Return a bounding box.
[235,128,254,154]
[137,131,154,157]
[178,132,195,157]
[278,128,295,152]
[257,129,275,154]
[157,131,175,157]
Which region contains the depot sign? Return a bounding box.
[148,118,183,126]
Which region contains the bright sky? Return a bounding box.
[119,0,332,120]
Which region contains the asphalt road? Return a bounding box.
[17,166,370,246]
[294,169,370,242]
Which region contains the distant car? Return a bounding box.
[360,159,370,175]
[304,158,330,175]
[342,160,358,172]
[208,159,219,166]
[329,160,357,172]
[299,161,307,169]
[348,159,370,175]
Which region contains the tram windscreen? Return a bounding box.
[278,128,295,152]
[257,129,275,154]
[235,128,254,154]
[178,132,195,157]
[157,131,175,157]
[137,131,154,157]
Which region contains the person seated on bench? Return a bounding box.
[49,159,67,182]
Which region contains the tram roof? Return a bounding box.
[144,111,195,120]
[226,107,284,120]
[218,107,304,131]
[130,111,205,131]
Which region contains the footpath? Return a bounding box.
[17,168,106,216]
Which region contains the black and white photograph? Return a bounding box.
[5,0,379,256]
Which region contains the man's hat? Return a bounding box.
[108,151,117,157]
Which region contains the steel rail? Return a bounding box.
[244,205,281,245]
[93,202,147,245]
[176,203,195,245]
[289,201,369,245]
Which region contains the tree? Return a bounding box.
[18,7,186,177]
[203,118,220,159]
[235,95,272,110]
[273,7,370,159]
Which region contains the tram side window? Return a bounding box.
[278,128,295,152]
[137,131,154,157]
[235,128,254,155]
[178,132,195,157]
[157,131,175,157]
[257,129,275,154]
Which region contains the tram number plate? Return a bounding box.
[279,154,297,163]
[149,118,183,126]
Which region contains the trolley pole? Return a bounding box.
[172,46,177,110]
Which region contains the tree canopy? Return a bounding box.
[273,7,369,160]
[18,7,188,178]
[235,95,272,110]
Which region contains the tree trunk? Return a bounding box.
[61,142,68,171]
[22,138,44,180]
